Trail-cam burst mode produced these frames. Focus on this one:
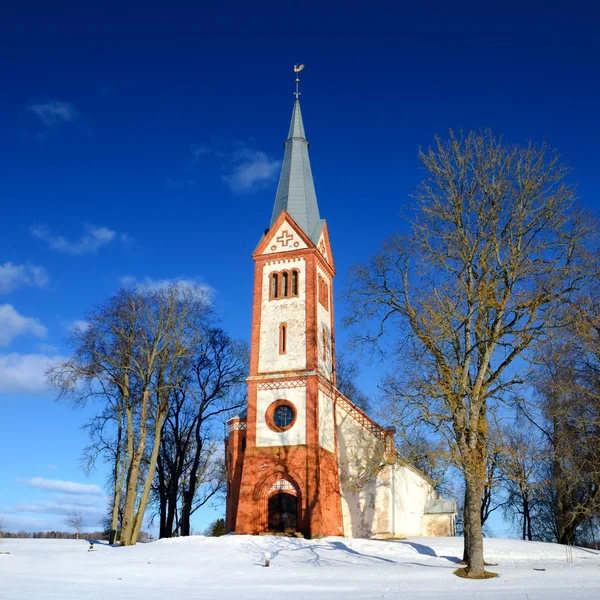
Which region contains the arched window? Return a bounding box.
[282,271,289,298]
[241,437,246,452]
[279,323,287,355]
[269,269,300,301]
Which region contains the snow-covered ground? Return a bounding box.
[1,535,599,599]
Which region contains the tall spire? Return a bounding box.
[270,71,322,243]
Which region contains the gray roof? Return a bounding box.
[270,99,323,244]
[424,498,457,515]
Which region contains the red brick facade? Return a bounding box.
[225,211,344,537]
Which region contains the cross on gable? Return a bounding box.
[277,230,294,247]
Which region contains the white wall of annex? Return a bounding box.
[256,387,306,447]
[389,464,435,537]
[335,403,437,538]
[335,405,390,538]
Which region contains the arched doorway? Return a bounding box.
[267,479,299,533]
[268,493,298,532]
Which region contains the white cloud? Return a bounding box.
[189,141,280,194]
[15,501,104,520]
[223,147,281,193]
[25,478,103,496]
[66,319,89,333]
[26,100,79,128]
[2,514,59,532]
[0,304,47,346]
[120,275,213,298]
[30,223,130,256]
[0,262,49,294]
[36,343,59,354]
[0,352,61,394]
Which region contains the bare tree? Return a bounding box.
[65,511,84,540]
[49,284,214,546]
[498,422,544,540]
[155,329,247,537]
[346,130,593,577]
[0,516,5,541]
[527,303,600,545]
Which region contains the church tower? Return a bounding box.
[225,94,344,537]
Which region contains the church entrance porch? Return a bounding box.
[268,492,298,532]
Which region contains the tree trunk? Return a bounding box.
[463,470,486,577]
[121,393,148,546]
[462,487,470,564]
[131,411,167,544]
[180,414,204,536]
[109,407,127,544]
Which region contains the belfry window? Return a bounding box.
[282,272,289,297]
[271,273,279,299]
[269,269,300,300]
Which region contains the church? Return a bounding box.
[225,87,456,539]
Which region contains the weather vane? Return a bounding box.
[294,64,305,99]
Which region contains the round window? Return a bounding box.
[266,400,297,432]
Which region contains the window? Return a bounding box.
[269,269,300,300]
[274,404,294,429]
[241,437,246,452]
[266,400,297,432]
[279,323,287,355]
[282,272,289,297]
[318,274,329,309]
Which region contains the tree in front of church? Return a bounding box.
[49,284,214,546]
[154,328,247,538]
[346,130,594,577]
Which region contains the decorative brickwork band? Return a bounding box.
[228,420,248,432]
[256,379,306,391]
[335,393,387,442]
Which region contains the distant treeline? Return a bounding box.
[1,530,109,540]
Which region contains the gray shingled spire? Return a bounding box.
[270,99,323,243]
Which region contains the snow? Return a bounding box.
[1,535,599,599]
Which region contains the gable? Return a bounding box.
[255,210,313,257]
[316,223,335,270]
[263,222,308,255]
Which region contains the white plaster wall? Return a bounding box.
[388,464,435,537]
[336,405,390,538]
[316,265,333,381]
[256,387,306,447]
[258,258,306,374]
[318,390,335,453]
[336,402,437,538]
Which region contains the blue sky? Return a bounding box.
[0,1,598,535]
